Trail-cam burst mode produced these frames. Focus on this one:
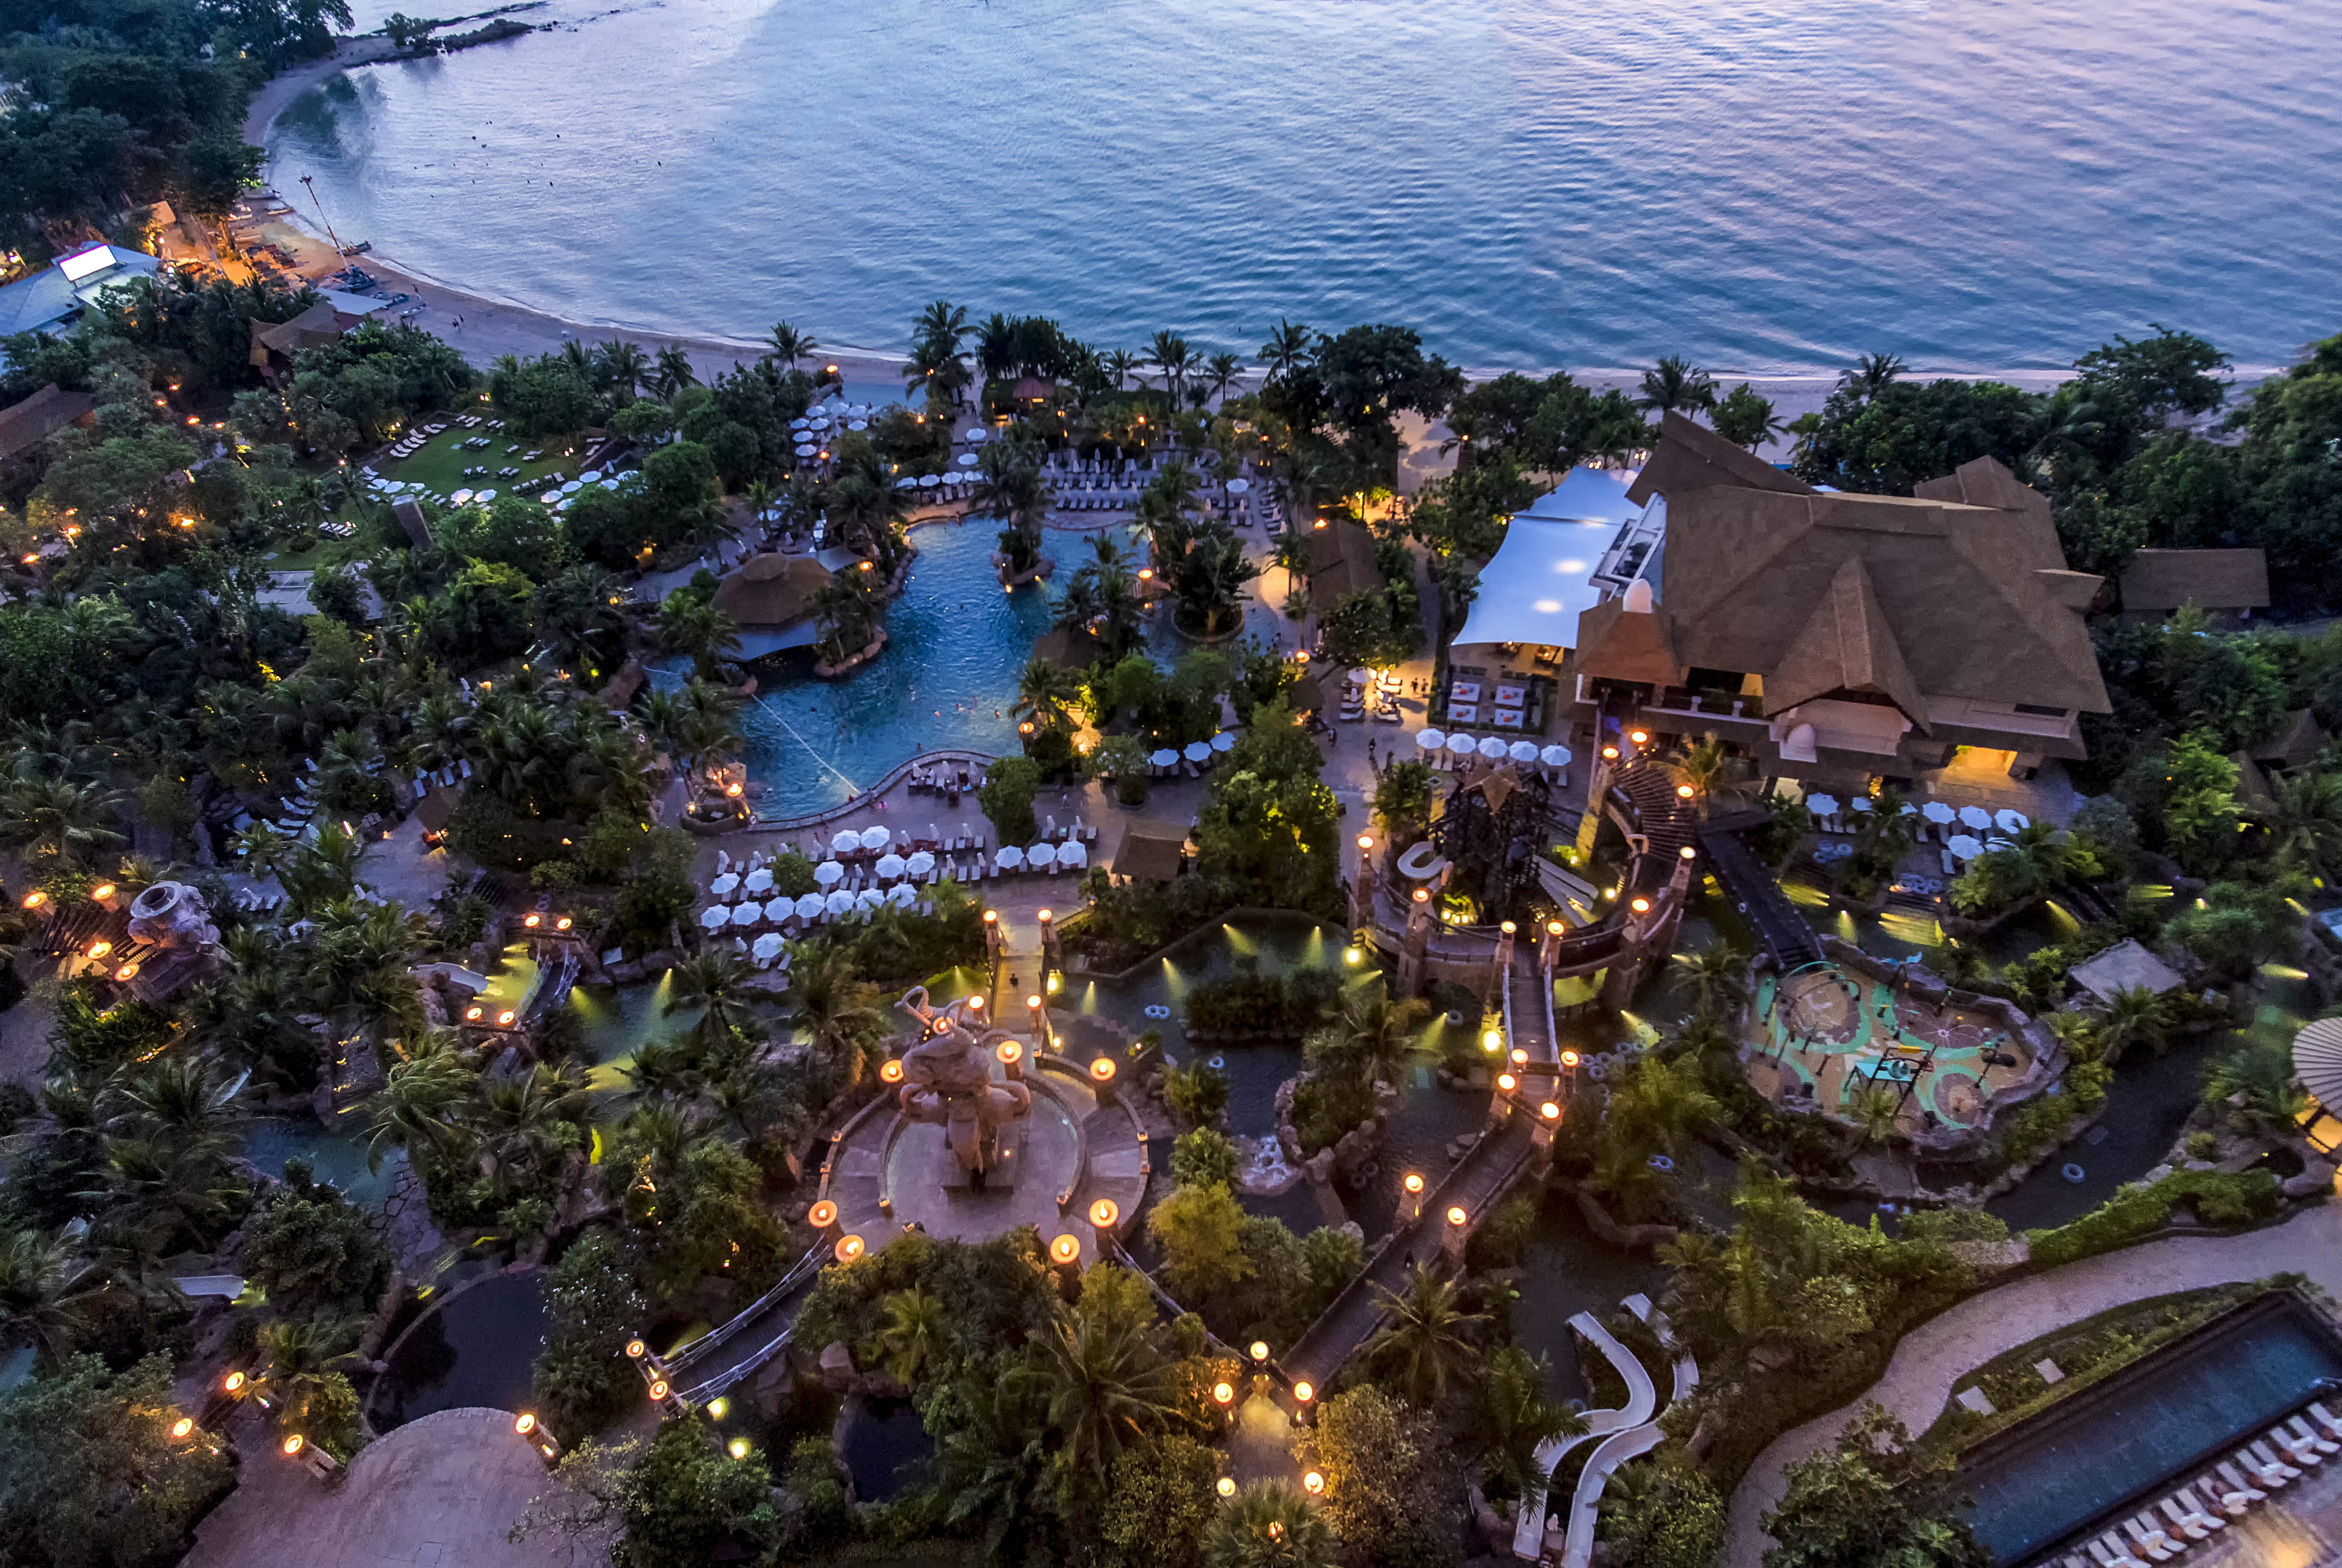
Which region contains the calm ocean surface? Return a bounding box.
[268,0,2342,376]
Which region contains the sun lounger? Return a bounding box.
[2269,1426,2325,1465]
[2241,1443,2299,1483]
[2159,1496,2221,1539]
[2202,1469,2259,1514]
[2287,1414,2340,1455]
[2122,1518,2182,1560]
[2091,1538,2148,1568]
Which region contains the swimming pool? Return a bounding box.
[673,517,1292,821]
[1956,1291,2342,1565]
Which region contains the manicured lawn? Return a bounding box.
[360,415,599,509]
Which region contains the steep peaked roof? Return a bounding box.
[711,553,832,627]
[1626,411,1811,507]
[1763,556,1929,728]
[1570,597,1683,688]
[1914,455,2053,530]
[0,384,94,461]
[249,300,347,363]
[1304,517,1382,604]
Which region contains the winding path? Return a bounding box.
[1724,1203,2342,1568]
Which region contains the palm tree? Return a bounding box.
[975,314,1019,384]
[877,1286,950,1386]
[1606,1053,1719,1164]
[935,1368,1055,1566]
[1637,356,1716,416]
[670,950,758,1051]
[1035,1314,1180,1488]
[1674,735,1744,815]
[1845,1081,1905,1149]
[650,345,698,400]
[364,1035,476,1170]
[0,1228,102,1367]
[2044,1009,2104,1065]
[0,776,125,868]
[915,300,971,356]
[1256,319,1315,386]
[810,576,881,667]
[788,945,885,1086]
[1365,1263,1488,1405]
[1305,982,1431,1090]
[2201,1039,2309,1136]
[1149,331,1194,410]
[1170,530,1260,638]
[471,1064,590,1192]
[254,1315,359,1430]
[765,320,816,370]
[1103,348,1138,392]
[1206,1484,1337,1568]
[2099,985,2169,1059]
[233,820,296,883]
[2250,770,2342,878]
[1711,383,1786,449]
[1013,655,1086,733]
[1204,351,1243,406]
[593,340,649,404]
[1671,942,1748,1026]
[658,595,742,680]
[1476,1343,1584,1497]
[1840,352,1908,399]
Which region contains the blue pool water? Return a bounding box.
[271,0,2340,376]
[676,519,1285,820]
[241,1115,397,1206]
[1957,1295,2342,1565]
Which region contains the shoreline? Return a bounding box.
[245,44,2292,421]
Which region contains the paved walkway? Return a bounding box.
[185,1406,582,1568]
[1725,1202,2342,1568]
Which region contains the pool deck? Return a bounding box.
[1725,1198,2342,1568]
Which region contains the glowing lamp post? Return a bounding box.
[807,1199,838,1230]
[1217,1477,1237,1498]
[1212,1381,1234,1407]
[1088,1197,1120,1235]
[880,1058,906,1086]
[170,1417,195,1440]
[1443,1202,1471,1264]
[834,1234,866,1265]
[1088,1053,1120,1106]
[1049,1233,1082,1268]
[1401,1170,1426,1224]
[1303,1470,1325,1496]
[1250,1340,1271,1363]
[1024,994,1049,1050]
[1534,1099,1563,1156]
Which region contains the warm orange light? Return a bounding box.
[1218,1477,1237,1497]
[1024,994,1043,1011]
[1511,1048,1528,1065]
[1403,1172,1424,1194]
[834,1234,866,1264]
[881,1059,905,1084]
[1540,1102,1561,1121]
[1561,1049,1580,1067]
[514,1412,537,1436]
[1293,1381,1314,1403]
[555,916,573,930]
[966,995,985,1011]
[1304,1470,1325,1495]
[170,1417,195,1439]
[1036,908,1053,923]
[89,883,115,901]
[998,1040,1024,1065]
[647,1379,670,1401]
[1357,834,1374,851]
[1546,920,1564,935]
[625,1339,647,1359]
[19,891,42,911]
[1411,888,1429,903]
[115,962,139,982]
[497,1010,517,1027]
[1089,1057,1116,1083]
[982,909,998,924]
[1677,784,1695,798]
[523,912,542,928]
[1630,897,1651,914]
[1212,1381,1234,1405]
[223,1371,245,1393]
[1049,1234,1081,1265]
[1250,1340,1271,1360]
[1497,1073,1517,1092]
[725,782,743,797]
[1629,730,1648,744]
[1269,1522,1284,1540]
[1602,745,1619,759]
[86,940,111,960]
[465,1005,483,1021]
[808,1200,838,1228]
[1089,1198,1120,1229]
[1447,1205,1469,1226]
[282,1433,305,1456]
[1500,919,1516,934]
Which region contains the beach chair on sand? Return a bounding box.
[2122,1518,2182,1561]
[2287,1414,2340,1455]
[2212,1463,2267,1507]
[2311,1402,2342,1442]
[2160,1496,2222,1540]
[2091,1537,2148,1568]
[2269,1425,2326,1465]
[2241,1443,2299,1484]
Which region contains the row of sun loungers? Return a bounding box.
[2061,1407,2342,1568]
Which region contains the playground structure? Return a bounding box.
[1743,954,2050,1142]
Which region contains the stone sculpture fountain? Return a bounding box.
[121,880,223,1001]
[894,986,1032,1187]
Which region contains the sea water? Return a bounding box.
[270,0,2340,376]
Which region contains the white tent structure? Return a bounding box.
[1450,468,1654,653]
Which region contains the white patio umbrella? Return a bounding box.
[1958,805,1994,830]
[1946,834,1985,860]
[752,932,785,961]
[1183,741,1212,763]
[1447,734,1478,756]
[730,902,762,927]
[1028,842,1058,867]
[581,470,602,482]
[793,893,826,920]
[1996,809,2030,834]
[958,452,980,466]
[1508,740,1542,763]
[742,868,773,895]
[1804,793,1840,817]
[860,825,891,850]
[1415,729,1447,751]
[905,850,936,876]
[824,889,857,917]
[1210,732,1234,752]
[1478,736,1509,760]
[698,905,730,931]
[1348,667,1373,686]
[996,845,1025,869]
[894,476,919,489]
[1149,748,1179,768]
[539,491,561,504]
[832,829,862,854]
[887,881,919,908]
[451,488,473,506]
[795,443,816,456]
[560,479,582,494]
[764,898,794,923]
[920,474,940,488]
[1922,801,1957,824]
[875,853,906,880]
[1058,839,1087,868]
[475,488,497,502]
[962,427,986,443]
[1847,796,1873,814]
[1540,744,1573,768]
[710,872,740,899]
[1226,477,1251,495]
[855,887,885,910]
[814,860,844,886]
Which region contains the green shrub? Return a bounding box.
[1182,967,1341,1039]
[1164,1061,1229,1126]
[533,1230,652,1438]
[2027,1168,2281,1268]
[1171,1127,1239,1187]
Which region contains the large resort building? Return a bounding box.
[1536,414,2112,789]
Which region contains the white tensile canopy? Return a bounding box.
[1448,468,1649,651]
